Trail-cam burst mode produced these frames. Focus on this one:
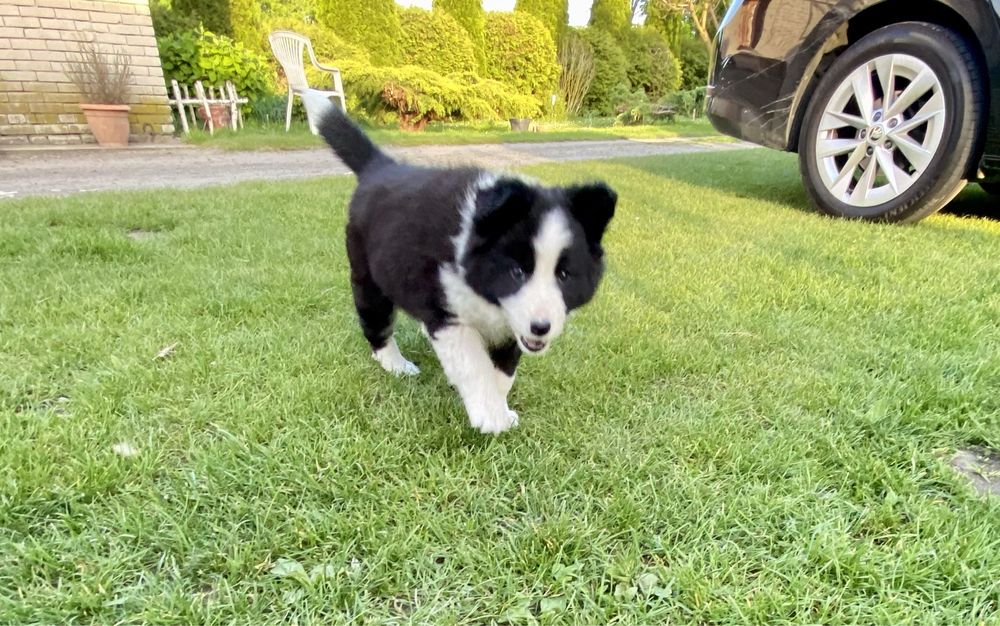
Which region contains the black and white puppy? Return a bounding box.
[300,90,616,434]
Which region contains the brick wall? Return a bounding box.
[0,0,175,146]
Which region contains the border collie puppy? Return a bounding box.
[300,90,616,434]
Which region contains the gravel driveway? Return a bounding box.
[0,138,751,199]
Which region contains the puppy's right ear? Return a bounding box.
[474,179,533,238]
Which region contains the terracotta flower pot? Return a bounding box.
[80,103,130,148]
[197,103,231,130]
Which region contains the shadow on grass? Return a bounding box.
[943,185,1000,221]
[619,148,998,223]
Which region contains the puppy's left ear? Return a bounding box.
[566,182,617,249]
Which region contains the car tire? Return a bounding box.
[798,22,985,223]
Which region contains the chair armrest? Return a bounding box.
[313,61,341,75]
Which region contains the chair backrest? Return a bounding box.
[268,30,310,90]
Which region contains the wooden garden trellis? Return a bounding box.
[168,79,247,135]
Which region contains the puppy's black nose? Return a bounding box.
[530,321,551,337]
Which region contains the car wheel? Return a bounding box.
[798,22,985,223]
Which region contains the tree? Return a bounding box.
[483,12,560,104]
[589,0,631,34]
[579,26,629,115]
[433,0,487,73]
[399,8,477,76]
[644,0,727,56]
[514,0,568,44]
[318,0,404,66]
[622,27,681,100]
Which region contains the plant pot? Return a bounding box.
[80,103,130,148]
[509,118,532,132]
[197,103,231,130]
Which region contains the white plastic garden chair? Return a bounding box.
[268,30,346,132]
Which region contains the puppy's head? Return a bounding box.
[462,178,616,355]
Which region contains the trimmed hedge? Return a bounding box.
[158,29,273,111]
[623,27,681,101]
[579,27,629,115]
[483,12,559,105]
[317,0,403,66]
[514,0,568,44]
[433,0,486,73]
[399,8,477,76]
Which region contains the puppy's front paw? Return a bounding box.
[372,342,420,376]
[473,407,519,435]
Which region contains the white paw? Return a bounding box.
[372,339,420,376]
[473,407,519,435]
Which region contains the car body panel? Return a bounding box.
[707,0,1000,179]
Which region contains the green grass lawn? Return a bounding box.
[183,117,724,151]
[2,150,999,624]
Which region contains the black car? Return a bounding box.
[707,0,1000,222]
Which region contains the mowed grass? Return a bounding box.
[183,118,723,151]
[2,150,1000,624]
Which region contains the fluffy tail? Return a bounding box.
[298,89,392,175]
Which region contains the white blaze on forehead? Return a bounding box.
[500,209,572,352]
[533,209,572,277]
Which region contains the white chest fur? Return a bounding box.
[439,265,512,346]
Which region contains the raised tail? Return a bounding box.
[298,89,392,175]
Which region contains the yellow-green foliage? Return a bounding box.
[483,12,560,104]
[262,17,368,63]
[399,8,477,76]
[588,0,631,34]
[339,59,538,129]
[228,0,264,53]
[317,0,404,66]
[514,0,568,44]
[432,0,486,73]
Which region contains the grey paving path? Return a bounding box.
[0,138,752,199]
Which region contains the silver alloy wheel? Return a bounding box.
[814,53,947,207]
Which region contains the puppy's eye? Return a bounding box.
[556,268,570,282]
[510,266,526,281]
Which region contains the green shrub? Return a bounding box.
[678,33,710,90]
[229,0,265,51]
[158,29,273,110]
[610,84,650,125]
[623,27,681,101]
[262,17,368,63]
[483,12,559,105]
[317,0,403,66]
[399,8,476,76]
[579,27,628,115]
[588,0,631,34]
[514,0,568,44]
[260,0,319,23]
[150,0,200,38]
[169,0,231,36]
[433,0,486,73]
[447,72,540,120]
[557,29,595,117]
[339,60,538,129]
[151,0,262,49]
[660,86,707,119]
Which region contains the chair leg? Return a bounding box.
[337,93,346,112]
[285,88,293,132]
